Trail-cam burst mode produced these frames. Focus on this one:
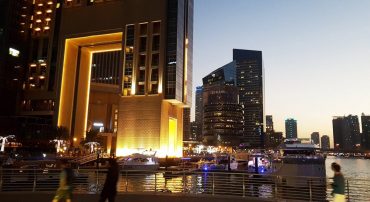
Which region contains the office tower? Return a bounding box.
[270,132,284,148]
[202,63,243,146]
[0,0,32,119]
[311,132,320,146]
[194,86,203,141]
[265,115,274,148]
[234,49,264,148]
[285,118,298,139]
[52,0,193,157]
[321,135,330,150]
[266,115,274,133]
[190,121,197,140]
[183,108,191,141]
[333,115,360,151]
[361,113,370,150]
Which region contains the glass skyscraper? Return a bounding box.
[285,118,298,139]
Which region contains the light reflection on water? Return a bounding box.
[325,156,370,179]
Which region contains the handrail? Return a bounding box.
[0,168,368,201]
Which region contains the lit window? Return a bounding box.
[36,19,42,23]
[46,9,52,13]
[45,18,51,21]
[44,26,50,30]
[47,1,53,5]
[35,27,41,31]
[36,11,42,15]
[9,48,20,57]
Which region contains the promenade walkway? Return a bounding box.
[0,192,272,202]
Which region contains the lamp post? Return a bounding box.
[0,135,15,152]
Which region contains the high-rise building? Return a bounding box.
[361,113,370,151]
[194,86,203,141]
[285,118,297,139]
[265,115,274,148]
[311,132,320,146]
[190,121,197,140]
[321,135,330,150]
[202,62,243,146]
[234,49,264,148]
[266,115,274,133]
[183,108,191,141]
[0,0,31,119]
[333,115,361,151]
[26,0,197,157]
[270,131,284,148]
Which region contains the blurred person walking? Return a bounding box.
[53,160,74,202]
[331,162,345,202]
[99,158,119,202]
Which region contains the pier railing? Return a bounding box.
[0,168,369,201]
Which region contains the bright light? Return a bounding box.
[9,48,20,57]
[43,153,46,158]
[73,137,77,142]
[93,122,104,127]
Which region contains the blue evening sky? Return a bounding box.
[192,0,370,145]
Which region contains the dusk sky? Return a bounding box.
[192,0,370,145]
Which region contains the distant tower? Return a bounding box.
[285,118,298,139]
[311,132,320,146]
[265,115,274,148]
[333,115,360,151]
[195,86,203,141]
[183,108,191,141]
[321,135,330,150]
[361,113,370,150]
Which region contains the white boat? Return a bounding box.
[119,153,159,171]
[272,138,326,187]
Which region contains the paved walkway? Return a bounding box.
[0,192,274,202]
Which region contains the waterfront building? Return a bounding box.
[234,49,264,148]
[333,115,361,151]
[311,132,320,146]
[202,62,243,146]
[194,86,203,141]
[2,0,194,157]
[321,135,330,150]
[361,113,370,151]
[285,118,298,139]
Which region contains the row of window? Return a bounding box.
[123,22,161,96]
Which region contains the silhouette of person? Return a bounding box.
[331,162,345,202]
[99,158,119,202]
[53,160,74,202]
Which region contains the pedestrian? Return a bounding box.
[331,162,345,202]
[99,158,119,202]
[53,160,74,202]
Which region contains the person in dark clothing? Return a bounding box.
[331,162,345,202]
[99,158,119,202]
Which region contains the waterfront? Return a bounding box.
[325,156,370,179]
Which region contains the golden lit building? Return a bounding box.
[55,0,193,157]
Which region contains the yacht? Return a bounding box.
[272,138,326,199]
[118,153,159,171]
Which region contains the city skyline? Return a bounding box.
[192,0,370,145]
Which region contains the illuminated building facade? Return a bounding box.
[55,0,193,157]
[202,62,243,146]
[234,49,264,148]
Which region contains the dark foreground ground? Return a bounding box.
[0,192,274,202]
